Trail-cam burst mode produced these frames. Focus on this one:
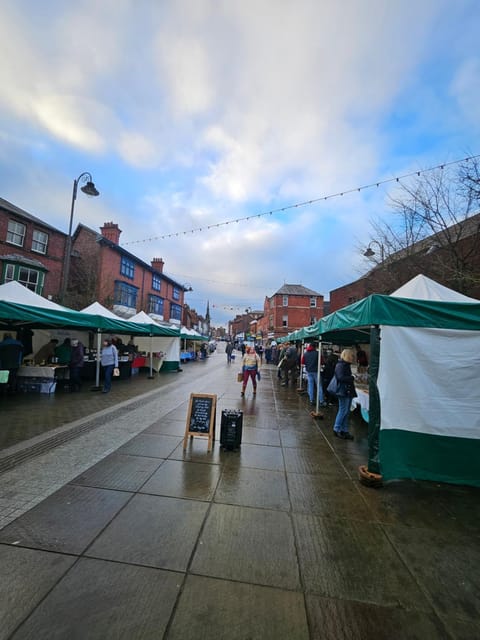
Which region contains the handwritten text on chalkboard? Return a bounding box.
[189,396,213,433]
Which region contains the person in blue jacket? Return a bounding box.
[332,348,358,440]
[101,338,118,393]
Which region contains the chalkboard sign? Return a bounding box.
[183,393,217,451]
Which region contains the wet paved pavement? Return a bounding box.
[0,352,479,639]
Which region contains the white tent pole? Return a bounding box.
[148,333,154,378]
[298,340,305,390]
[94,329,101,390]
[315,338,322,413]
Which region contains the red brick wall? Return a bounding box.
[261,293,324,337]
[0,208,66,299]
[330,279,368,312]
[72,227,184,317]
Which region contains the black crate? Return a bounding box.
[18,382,42,393]
[220,410,243,450]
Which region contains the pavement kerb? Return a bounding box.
[0,373,182,476]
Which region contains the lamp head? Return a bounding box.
[363,247,375,258]
[81,181,99,197]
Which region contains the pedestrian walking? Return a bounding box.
[241,346,261,397]
[225,342,234,363]
[101,338,118,393]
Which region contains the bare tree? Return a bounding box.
[67,250,101,310]
[458,156,480,208]
[365,163,480,296]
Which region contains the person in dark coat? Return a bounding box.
[225,342,234,363]
[55,338,72,365]
[69,338,85,391]
[323,351,338,403]
[281,343,299,386]
[332,348,357,440]
[0,332,23,393]
[34,338,59,365]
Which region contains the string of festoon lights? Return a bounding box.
[122,154,479,246]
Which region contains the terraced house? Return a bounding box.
[0,197,66,299]
[70,221,187,323]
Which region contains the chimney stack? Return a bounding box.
[151,257,164,273]
[100,222,122,244]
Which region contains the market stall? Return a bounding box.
[129,311,180,375]
[0,283,153,392]
[297,275,480,487]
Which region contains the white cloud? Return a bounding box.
[116,131,158,168]
[1,0,479,327]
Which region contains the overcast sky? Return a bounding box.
[1,0,479,327]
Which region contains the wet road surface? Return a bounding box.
[0,351,478,639]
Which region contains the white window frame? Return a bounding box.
[31,229,48,254]
[282,295,288,306]
[7,220,26,247]
[4,264,15,281]
[310,296,316,307]
[282,315,288,327]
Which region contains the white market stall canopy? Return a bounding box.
[293,275,480,487]
[129,311,180,373]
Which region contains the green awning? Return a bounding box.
[0,300,154,335]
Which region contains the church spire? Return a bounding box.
[205,300,210,322]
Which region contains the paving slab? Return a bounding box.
[438,484,480,532]
[143,419,187,436]
[69,453,162,491]
[140,459,221,501]
[294,513,430,609]
[279,428,330,448]
[0,545,76,640]
[1,358,479,639]
[116,433,182,458]
[0,484,132,554]
[283,446,349,477]
[305,595,449,640]
[221,442,285,472]
[241,426,281,446]
[384,524,480,622]
[288,474,372,520]
[358,480,463,530]
[9,557,182,640]
[190,503,301,589]
[168,574,309,640]
[241,414,280,429]
[86,493,208,571]
[169,440,223,464]
[215,467,290,510]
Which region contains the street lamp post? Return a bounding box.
[60,172,99,304]
[363,240,385,262]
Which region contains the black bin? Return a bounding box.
[220,409,243,450]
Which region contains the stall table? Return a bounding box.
[351,384,369,422]
[16,365,68,394]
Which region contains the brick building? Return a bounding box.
[330,212,480,311]
[257,284,324,340]
[228,309,264,343]
[70,221,187,323]
[0,197,66,299]
[183,303,210,336]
